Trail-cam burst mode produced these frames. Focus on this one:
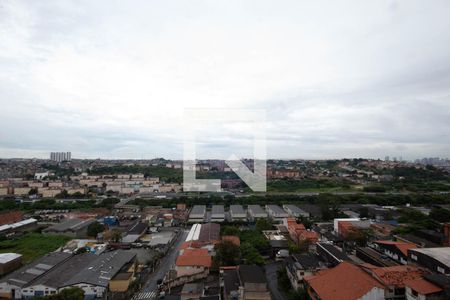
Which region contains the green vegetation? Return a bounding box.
[0,233,72,263]
[87,221,105,238]
[392,207,446,234]
[267,178,352,193]
[277,266,308,300]
[89,165,183,183]
[429,207,450,223]
[255,218,273,232]
[214,240,241,267]
[220,225,269,265]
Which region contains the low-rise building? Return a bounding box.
[0,253,22,276]
[266,205,289,221]
[211,205,225,222]
[229,205,246,221]
[247,205,267,221]
[283,204,309,218]
[175,248,212,277]
[372,240,417,265]
[61,250,136,299]
[189,205,206,223]
[408,247,450,275]
[304,262,385,300]
[43,218,97,238]
[286,254,321,290]
[222,265,271,300]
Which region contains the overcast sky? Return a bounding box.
[1,0,450,160]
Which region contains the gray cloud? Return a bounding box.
[0,0,450,160]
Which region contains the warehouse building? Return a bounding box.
[0,252,72,299]
[43,218,97,238]
[189,205,206,223]
[0,219,38,237]
[229,205,247,221]
[211,205,225,222]
[247,205,267,221]
[266,205,289,221]
[283,204,309,218]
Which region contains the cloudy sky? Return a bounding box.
[1,0,450,160]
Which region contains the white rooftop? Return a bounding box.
[0,253,22,264]
[410,247,450,266]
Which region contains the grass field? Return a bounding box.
[0,233,72,264]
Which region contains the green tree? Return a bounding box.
[222,226,240,236]
[87,221,104,238]
[28,188,39,195]
[214,240,241,266]
[359,207,369,218]
[277,266,292,291]
[255,218,273,232]
[240,242,264,265]
[429,207,450,223]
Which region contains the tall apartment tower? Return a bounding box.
[50,152,71,162]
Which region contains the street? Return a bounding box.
[265,261,285,300]
[138,228,188,297]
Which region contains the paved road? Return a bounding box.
[265,261,285,300]
[141,228,189,293]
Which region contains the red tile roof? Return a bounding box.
[370,265,426,287]
[176,254,212,268]
[182,248,209,256]
[305,262,383,300]
[176,248,212,268]
[405,278,442,295]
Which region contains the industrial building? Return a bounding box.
[0,250,137,300]
[247,205,267,221]
[229,205,246,221]
[283,204,309,218]
[0,253,22,276]
[43,218,97,238]
[189,205,206,222]
[265,205,289,221]
[211,205,225,222]
[185,223,220,244]
[0,218,38,237]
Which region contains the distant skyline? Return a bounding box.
[1,1,450,160]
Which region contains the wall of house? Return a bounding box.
[109,279,132,293]
[359,287,385,300]
[175,265,207,277]
[21,284,57,299]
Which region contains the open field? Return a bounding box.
[0,233,72,264]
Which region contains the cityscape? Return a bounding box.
[1,1,450,300]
